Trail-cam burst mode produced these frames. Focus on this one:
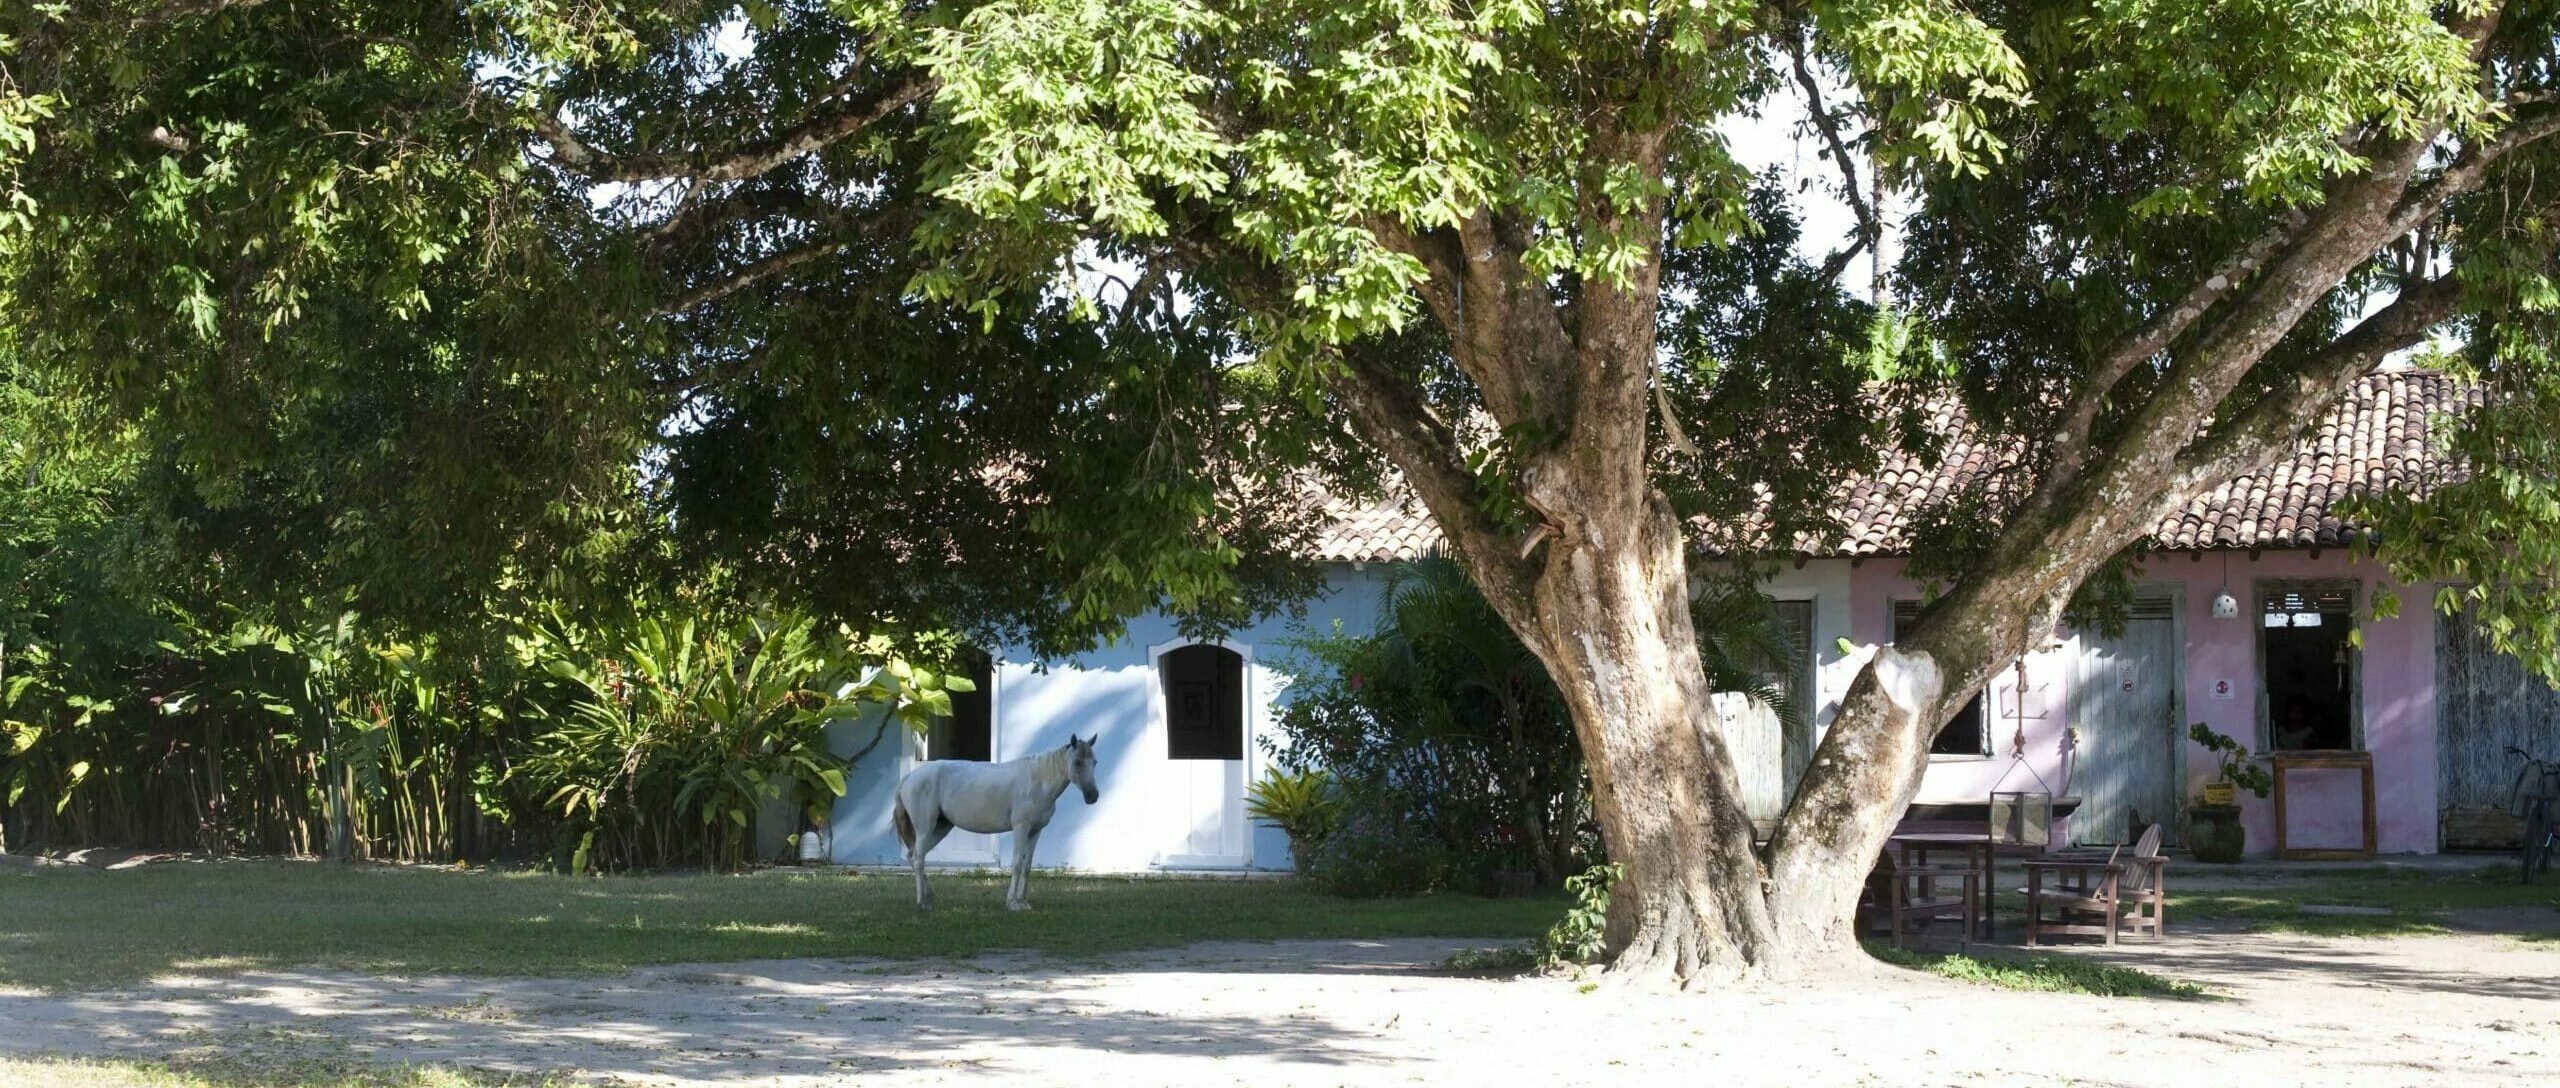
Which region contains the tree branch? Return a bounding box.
[539,73,931,185]
[2035,211,2306,492]
[1787,29,1879,287]
[1364,212,1577,433]
[2167,273,2467,493]
[652,240,841,318]
[1324,349,1544,626]
[2381,105,2560,241]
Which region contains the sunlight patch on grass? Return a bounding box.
[1,862,1561,992]
[709,920,820,936]
[1864,942,2213,999]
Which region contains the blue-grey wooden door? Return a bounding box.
[2068,598,2182,846]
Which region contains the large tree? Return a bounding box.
[9,0,2560,985]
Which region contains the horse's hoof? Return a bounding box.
[1006,901,1032,912]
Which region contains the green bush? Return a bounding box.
[1300,808,1452,898]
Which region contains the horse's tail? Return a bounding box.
[892,793,916,858]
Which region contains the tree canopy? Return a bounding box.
[12,0,2560,982]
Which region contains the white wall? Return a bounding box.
[826,563,1394,872]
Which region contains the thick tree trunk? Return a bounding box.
[1766,572,2062,945]
[1517,488,1801,982]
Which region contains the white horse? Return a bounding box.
[893,735,1100,910]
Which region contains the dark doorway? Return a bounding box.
[929,646,995,761]
[1161,644,1246,760]
[2261,586,2356,751]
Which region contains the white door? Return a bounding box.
[1169,757,1249,865]
[1155,641,1251,867]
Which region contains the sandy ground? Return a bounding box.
[0,925,2554,1087]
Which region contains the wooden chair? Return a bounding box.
[2023,823,2167,946]
[1879,852,1981,953]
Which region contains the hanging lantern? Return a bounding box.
[2212,590,2240,620]
[1988,661,2055,849]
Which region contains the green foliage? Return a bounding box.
[1297,806,1454,899]
[1243,766,1342,858]
[1537,862,1623,970]
[512,611,948,872]
[1439,943,1542,977]
[1863,942,2211,999]
[2188,721,2272,799]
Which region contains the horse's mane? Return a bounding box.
[1030,745,1072,790]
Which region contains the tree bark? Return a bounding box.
[1525,489,1793,981]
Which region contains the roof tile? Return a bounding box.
[1306,371,2472,562]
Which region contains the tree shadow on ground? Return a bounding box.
[0,944,1442,1083]
[2002,918,2560,1002]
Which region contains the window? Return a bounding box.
[928,646,994,762]
[1161,643,1245,760]
[2260,585,2357,751]
[1892,601,1991,757]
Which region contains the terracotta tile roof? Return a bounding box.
[1306,370,2469,563]
[1310,491,1445,563]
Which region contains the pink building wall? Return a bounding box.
[1827,551,2438,856]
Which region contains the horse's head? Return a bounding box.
[1065,734,1100,805]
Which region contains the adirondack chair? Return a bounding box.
[2023,823,2167,946]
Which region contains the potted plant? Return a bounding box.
[2186,722,2272,862]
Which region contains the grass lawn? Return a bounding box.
[2164,865,2560,938]
[0,861,1561,993]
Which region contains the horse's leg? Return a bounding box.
[911,806,954,911]
[1006,823,1041,910]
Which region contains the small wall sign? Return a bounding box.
[2209,678,2237,701]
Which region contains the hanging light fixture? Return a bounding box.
[2211,551,2240,620]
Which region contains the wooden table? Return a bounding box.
[2272,751,2377,860]
[1889,832,1995,938]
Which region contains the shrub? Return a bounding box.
[1299,807,1452,898]
[1537,862,1622,968]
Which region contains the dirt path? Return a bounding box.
[1,928,2554,1086]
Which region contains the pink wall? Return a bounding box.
[1835,552,2438,855]
[2167,551,2436,856]
[1847,560,2077,811]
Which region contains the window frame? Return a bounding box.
[1891,599,1995,760]
[2254,578,2364,753]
